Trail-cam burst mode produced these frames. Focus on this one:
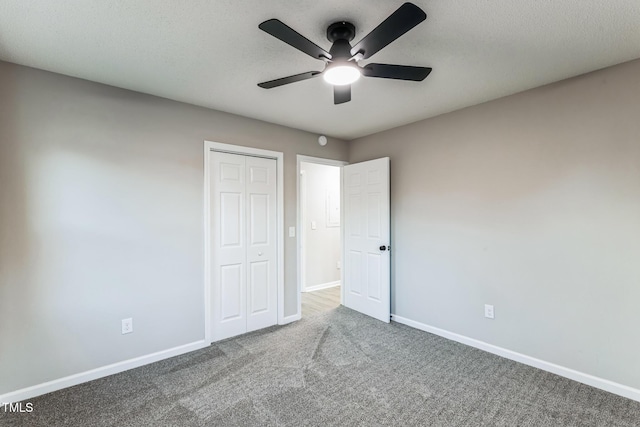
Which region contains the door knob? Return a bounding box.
[258,252,263,256]
[379,245,388,251]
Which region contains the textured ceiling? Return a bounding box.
[1,1,639,140]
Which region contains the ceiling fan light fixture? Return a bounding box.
[258,3,429,103]
[323,64,361,86]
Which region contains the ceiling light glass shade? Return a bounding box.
[323,65,361,85]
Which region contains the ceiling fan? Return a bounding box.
[257,2,432,104]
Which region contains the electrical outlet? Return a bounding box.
[289,226,295,237]
[484,304,495,319]
[122,318,133,334]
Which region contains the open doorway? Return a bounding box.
[297,156,347,318]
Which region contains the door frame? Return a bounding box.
[204,141,284,343]
[296,155,348,318]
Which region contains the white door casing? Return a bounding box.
[210,151,277,341]
[343,157,391,323]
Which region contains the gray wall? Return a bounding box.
[0,61,348,394]
[349,58,640,389]
[301,162,341,289]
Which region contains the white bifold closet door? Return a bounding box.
[210,151,277,341]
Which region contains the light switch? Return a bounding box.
[289,226,295,237]
[311,221,317,230]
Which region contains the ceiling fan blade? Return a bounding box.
[350,3,426,60]
[334,85,351,104]
[259,19,331,60]
[258,71,321,89]
[362,63,432,81]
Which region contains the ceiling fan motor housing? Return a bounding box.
[327,22,356,60]
[327,21,356,43]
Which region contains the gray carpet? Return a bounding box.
[4,306,640,426]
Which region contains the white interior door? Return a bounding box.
[210,151,277,341]
[343,157,390,323]
[245,155,277,332]
[211,152,246,340]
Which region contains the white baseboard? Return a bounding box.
[0,340,208,403]
[302,281,340,293]
[280,313,301,325]
[390,314,640,403]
